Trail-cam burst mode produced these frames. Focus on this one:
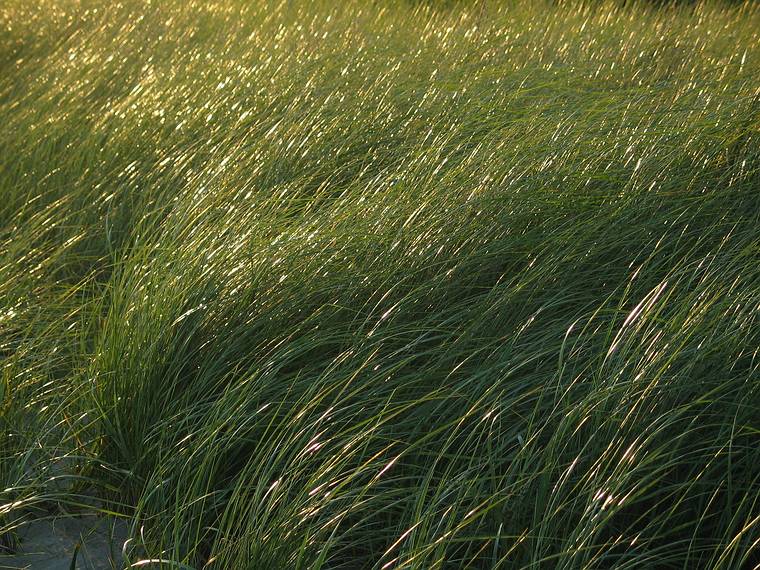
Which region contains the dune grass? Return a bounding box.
[1,0,759,567]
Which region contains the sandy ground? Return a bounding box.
[0,516,128,570]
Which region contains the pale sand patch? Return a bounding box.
[0,516,128,570]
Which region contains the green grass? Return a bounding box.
[1,0,759,567]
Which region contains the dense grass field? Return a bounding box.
[1,0,759,567]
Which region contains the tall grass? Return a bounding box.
[1,0,759,567]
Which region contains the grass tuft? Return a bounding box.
[1,0,759,567]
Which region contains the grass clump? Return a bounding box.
[1,0,759,568]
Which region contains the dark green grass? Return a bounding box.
[1,0,759,568]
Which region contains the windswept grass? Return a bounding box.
[1,0,759,567]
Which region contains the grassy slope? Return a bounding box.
[1,0,759,567]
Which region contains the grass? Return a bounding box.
[1,0,759,568]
